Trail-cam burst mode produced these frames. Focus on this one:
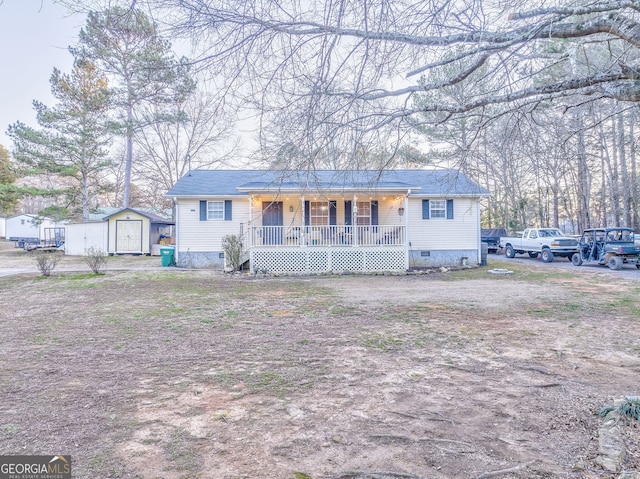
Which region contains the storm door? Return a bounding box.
[262,201,283,245]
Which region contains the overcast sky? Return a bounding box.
[0,0,83,149]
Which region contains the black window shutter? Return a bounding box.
[329,200,337,225]
[422,199,430,219]
[304,201,310,226]
[371,201,379,225]
[224,200,232,221]
[371,200,379,232]
[200,200,207,221]
[344,201,352,225]
[446,199,454,219]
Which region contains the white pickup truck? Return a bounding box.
[499,228,579,263]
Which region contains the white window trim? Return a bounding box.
[207,201,225,220]
[309,201,329,226]
[430,199,446,219]
[355,201,371,226]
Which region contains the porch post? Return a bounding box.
[477,200,482,265]
[301,195,306,247]
[249,195,253,247]
[353,194,358,247]
[405,190,410,270]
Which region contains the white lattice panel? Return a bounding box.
[251,250,307,273]
[251,247,406,274]
[364,249,406,272]
[308,251,329,272]
[331,249,364,272]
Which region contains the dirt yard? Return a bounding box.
[0,241,638,479]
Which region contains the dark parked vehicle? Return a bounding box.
[572,227,640,270]
[481,228,506,253]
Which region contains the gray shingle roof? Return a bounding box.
[166,169,489,197]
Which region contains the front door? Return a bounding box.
[262,202,283,245]
[116,220,143,253]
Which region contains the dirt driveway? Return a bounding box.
[492,251,640,281]
[0,242,638,479]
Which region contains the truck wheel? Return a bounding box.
[608,256,623,270]
[541,248,554,263]
[528,252,539,258]
[505,245,515,258]
[572,253,583,266]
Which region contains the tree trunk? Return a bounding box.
[630,113,639,229]
[82,169,90,222]
[610,116,621,225]
[123,102,134,208]
[552,181,560,228]
[600,141,608,228]
[576,116,591,230]
[618,112,632,227]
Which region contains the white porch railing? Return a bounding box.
[249,225,405,247]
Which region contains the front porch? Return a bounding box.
[240,192,409,273]
[245,225,407,273]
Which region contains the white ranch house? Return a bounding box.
[167,169,490,273]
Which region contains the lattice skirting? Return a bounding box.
[250,247,406,273]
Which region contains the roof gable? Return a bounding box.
[102,208,173,223]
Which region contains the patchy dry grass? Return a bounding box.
[1,248,639,478]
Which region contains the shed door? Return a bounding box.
[116,220,143,253]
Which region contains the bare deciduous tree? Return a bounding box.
[133,1,640,143]
[133,89,237,210]
[60,0,640,231]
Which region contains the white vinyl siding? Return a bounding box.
[176,195,480,253]
[408,197,479,250]
[178,198,249,251]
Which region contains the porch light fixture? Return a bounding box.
[398,207,405,217]
[289,205,294,212]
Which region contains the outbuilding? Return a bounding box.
[103,208,174,255]
[6,214,57,242]
[63,208,174,256]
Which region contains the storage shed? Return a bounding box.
[103,208,174,255]
[64,222,108,256]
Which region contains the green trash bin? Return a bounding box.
[160,246,175,267]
